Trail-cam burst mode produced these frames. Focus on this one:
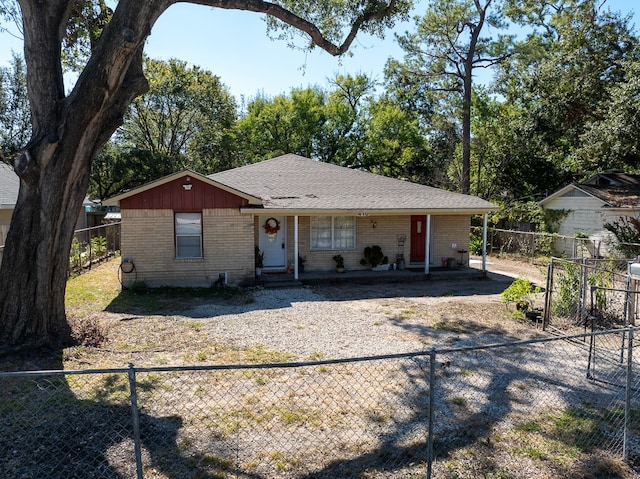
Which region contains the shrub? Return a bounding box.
[70,316,110,348]
[553,262,580,317]
[470,233,482,255]
[501,277,540,312]
[89,235,107,261]
[360,245,388,268]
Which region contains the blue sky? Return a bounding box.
[0,0,637,101]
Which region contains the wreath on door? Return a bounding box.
[263,217,280,235]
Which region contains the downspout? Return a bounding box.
[294,215,299,280]
[425,214,431,274]
[482,214,488,274]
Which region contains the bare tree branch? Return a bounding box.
[190,0,397,56]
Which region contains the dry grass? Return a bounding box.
[2,258,635,478]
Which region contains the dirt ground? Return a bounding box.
[5,256,639,479]
[61,254,554,369]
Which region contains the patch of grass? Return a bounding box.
[66,257,249,316]
[243,345,296,364]
[450,396,468,407]
[551,408,602,452]
[433,319,467,334]
[196,351,207,362]
[515,420,541,433]
[185,320,204,332]
[66,258,123,316]
[398,309,415,320]
[278,407,321,426]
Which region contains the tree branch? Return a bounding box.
[189,0,397,56]
[17,0,73,135]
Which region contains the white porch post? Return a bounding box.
[482,214,488,273]
[425,214,431,274]
[294,215,299,280]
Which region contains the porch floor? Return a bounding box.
[256,262,488,288]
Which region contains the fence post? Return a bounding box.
[624,327,634,461]
[128,363,144,479]
[580,258,588,324]
[530,232,535,263]
[543,260,553,331]
[426,349,436,479]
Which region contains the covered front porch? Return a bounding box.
[255,213,492,280]
[257,259,488,288]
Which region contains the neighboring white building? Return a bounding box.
[540,171,640,257]
[0,162,20,246]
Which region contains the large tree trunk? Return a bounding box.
[461,72,472,196]
[0,0,157,353]
[0,0,397,353]
[0,146,88,349]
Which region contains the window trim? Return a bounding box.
[175,212,203,259]
[310,215,356,251]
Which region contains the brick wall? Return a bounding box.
[121,209,254,287]
[431,216,471,267]
[283,214,471,272]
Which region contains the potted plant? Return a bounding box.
[333,254,345,273]
[360,245,389,270]
[255,246,264,276]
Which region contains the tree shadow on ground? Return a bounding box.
[0,348,257,479]
[1,341,637,478]
[296,347,638,479]
[102,273,523,320]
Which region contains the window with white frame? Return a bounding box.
[175,212,202,258]
[310,216,355,250]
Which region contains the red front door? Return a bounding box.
[410,215,426,263]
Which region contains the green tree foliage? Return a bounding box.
[318,74,375,165]
[0,0,407,352]
[235,75,431,180]
[118,57,237,173]
[89,145,177,201]
[358,98,427,179]
[386,0,513,194]
[495,0,640,189]
[578,58,640,170]
[89,57,238,199]
[470,88,565,202]
[0,52,29,159]
[235,86,327,161]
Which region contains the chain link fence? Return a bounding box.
[480,227,611,261]
[544,257,639,334]
[2,328,640,478]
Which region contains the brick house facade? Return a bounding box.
[106,154,497,287]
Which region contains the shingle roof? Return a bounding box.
[209,154,497,213]
[0,162,19,209]
[578,172,640,208]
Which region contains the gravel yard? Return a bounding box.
[4,256,637,479]
[187,256,548,360]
